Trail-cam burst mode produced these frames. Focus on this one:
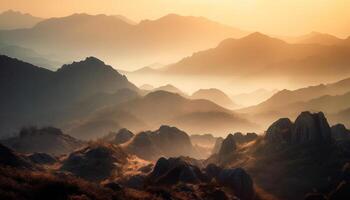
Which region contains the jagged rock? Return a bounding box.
[291,112,332,144]
[113,128,134,144]
[216,168,255,200]
[27,152,57,165]
[331,124,350,140]
[218,134,236,156]
[149,157,206,185]
[60,144,128,181]
[265,118,293,143]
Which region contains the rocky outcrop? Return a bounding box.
[126,125,197,160]
[1,126,84,156]
[218,134,236,156]
[113,128,134,144]
[149,157,207,185]
[60,144,128,181]
[216,167,255,200]
[233,132,258,144]
[331,124,350,140]
[265,118,293,143]
[265,112,332,145]
[291,112,332,144]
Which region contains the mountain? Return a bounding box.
[0,55,138,137]
[165,32,350,79]
[0,13,247,68]
[112,14,137,25]
[152,84,188,96]
[0,44,61,69]
[191,88,237,108]
[289,32,343,45]
[0,10,43,29]
[239,77,350,126]
[1,126,83,156]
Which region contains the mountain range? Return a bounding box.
[0,13,247,68]
[165,32,350,81]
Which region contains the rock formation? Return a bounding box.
[291,111,332,144]
[331,124,350,140]
[265,118,293,143]
[218,134,236,156]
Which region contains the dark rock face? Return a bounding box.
[292,112,332,144]
[216,168,255,200]
[331,124,350,140]
[27,152,57,165]
[218,134,236,156]
[113,128,134,144]
[149,157,207,185]
[60,144,127,181]
[265,118,293,143]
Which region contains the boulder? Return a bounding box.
[265,118,293,144]
[291,112,332,144]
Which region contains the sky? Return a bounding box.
[1,0,349,37]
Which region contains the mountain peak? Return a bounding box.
[84,56,105,65]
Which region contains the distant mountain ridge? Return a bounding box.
[0,10,43,30]
[165,32,350,79]
[0,13,247,68]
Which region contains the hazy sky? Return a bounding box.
[1,0,350,37]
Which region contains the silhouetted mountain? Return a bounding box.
[1,126,84,156]
[0,56,138,136]
[112,128,135,145]
[0,10,43,30]
[0,44,61,69]
[0,13,247,67]
[165,32,350,79]
[191,88,237,108]
[126,125,199,160]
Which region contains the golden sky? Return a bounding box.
[1,0,350,37]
